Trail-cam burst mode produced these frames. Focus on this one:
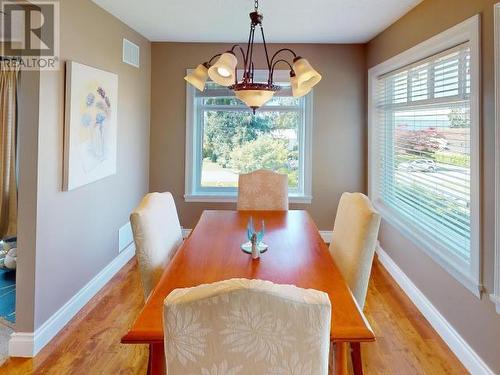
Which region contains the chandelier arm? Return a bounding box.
[229,44,248,68]
[244,21,254,74]
[259,25,272,71]
[247,26,256,82]
[207,53,222,66]
[269,59,293,83]
[269,48,297,68]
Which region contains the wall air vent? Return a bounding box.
[122,38,140,68]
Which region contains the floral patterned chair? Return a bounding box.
[237,169,289,211]
[130,192,183,300]
[163,278,331,375]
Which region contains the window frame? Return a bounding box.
[368,15,481,296]
[184,69,313,204]
[492,2,500,313]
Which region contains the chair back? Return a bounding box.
[130,192,182,299]
[163,278,331,374]
[237,169,288,211]
[329,192,381,310]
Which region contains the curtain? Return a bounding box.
[0,61,19,239]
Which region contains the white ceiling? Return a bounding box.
[92,0,422,43]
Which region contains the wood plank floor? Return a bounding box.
[0,257,468,374]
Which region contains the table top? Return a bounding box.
[122,210,375,344]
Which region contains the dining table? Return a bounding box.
[122,210,375,375]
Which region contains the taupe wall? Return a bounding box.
[16,71,40,332]
[18,0,151,330]
[150,43,366,230]
[367,0,500,372]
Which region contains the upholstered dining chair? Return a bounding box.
[130,192,183,300]
[328,192,380,375]
[329,192,381,310]
[237,169,289,210]
[163,278,331,375]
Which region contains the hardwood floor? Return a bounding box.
[0,257,467,374]
[362,261,467,374]
[0,260,148,375]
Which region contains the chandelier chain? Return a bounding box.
[254,0,259,11]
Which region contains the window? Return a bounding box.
[368,16,480,295]
[185,70,312,203]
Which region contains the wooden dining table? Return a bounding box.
[122,210,375,374]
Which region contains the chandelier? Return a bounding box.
[184,0,322,112]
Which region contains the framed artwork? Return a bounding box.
[63,61,118,191]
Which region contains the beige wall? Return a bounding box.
[367,0,500,372]
[16,71,40,332]
[16,0,151,330]
[150,43,366,230]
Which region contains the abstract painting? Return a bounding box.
[63,61,118,191]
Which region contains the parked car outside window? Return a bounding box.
[399,159,437,172]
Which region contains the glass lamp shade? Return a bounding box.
[291,74,312,98]
[184,64,209,91]
[235,89,275,109]
[208,52,238,86]
[292,57,322,90]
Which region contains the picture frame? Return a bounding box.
[63,61,118,191]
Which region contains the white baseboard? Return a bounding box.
[9,243,136,357]
[181,228,191,239]
[319,230,332,244]
[376,246,494,375]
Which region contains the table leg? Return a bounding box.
[147,343,165,375]
[335,342,348,375]
[351,342,363,375]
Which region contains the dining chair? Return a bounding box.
[163,278,331,374]
[328,192,380,375]
[130,192,183,300]
[237,169,289,210]
[329,192,381,309]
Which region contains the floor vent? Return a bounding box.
[122,38,140,68]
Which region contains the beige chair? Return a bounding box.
[130,192,183,299]
[328,193,380,375]
[237,169,289,211]
[163,278,331,374]
[329,192,381,310]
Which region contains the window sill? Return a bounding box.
[184,194,312,204]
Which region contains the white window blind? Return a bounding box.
[375,43,472,264]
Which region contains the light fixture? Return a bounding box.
[184,64,209,91]
[290,73,312,98]
[235,86,276,108]
[208,52,238,86]
[292,57,322,91]
[184,0,322,112]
